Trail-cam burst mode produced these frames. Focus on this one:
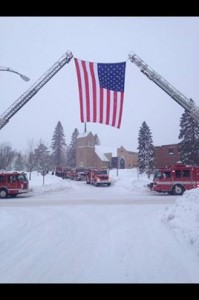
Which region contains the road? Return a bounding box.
[0,181,199,283]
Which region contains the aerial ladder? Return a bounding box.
[128,52,199,122]
[0,50,73,130]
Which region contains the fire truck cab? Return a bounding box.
[55,167,71,179]
[149,163,199,195]
[86,169,111,187]
[0,171,29,198]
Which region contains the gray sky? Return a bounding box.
[1,17,199,152]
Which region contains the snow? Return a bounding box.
[95,146,110,161]
[95,145,118,157]
[0,169,199,283]
[162,188,199,257]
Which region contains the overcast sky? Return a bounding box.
[0,17,199,152]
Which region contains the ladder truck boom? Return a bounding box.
[0,50,73,130]
[128,52,199,122]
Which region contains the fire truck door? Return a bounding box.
[7,175,17,190]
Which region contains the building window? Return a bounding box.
[168,148,174,155]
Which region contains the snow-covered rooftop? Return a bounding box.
[95,145,117,157]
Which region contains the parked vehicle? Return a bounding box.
[0,171,30,198]
[55,167,71,179]
[75,168,87,181]
[86,169,111,186]
[148,163,199,195]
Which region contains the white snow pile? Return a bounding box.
[29,168,151,195]
[29,172,79,195]
[162,188,199,255]
[110,168,150,192]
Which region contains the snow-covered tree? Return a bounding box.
[14,152,24,171]
[67,128,79,167]
[94,134,100,145]
[34,140,51,172]
[178,109,199,165]
[25,139,35,180]
[51,121,67,168]
[0,143,17,170]
[137,121,154,175]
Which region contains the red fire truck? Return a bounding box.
[55,167,71,179]
[0,171,30,198]
[86,169,111,187]
[148,163,199,195]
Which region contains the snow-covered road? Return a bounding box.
[0,171,199,283]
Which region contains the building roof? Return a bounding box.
[77,131,93,139]
[95,145,117,160]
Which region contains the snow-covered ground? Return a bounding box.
[0,168,199,283]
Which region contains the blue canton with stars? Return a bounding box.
[97,62,126,92]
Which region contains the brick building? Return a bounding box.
[117,146,138,168]
[154,144,180,168]
[76,132,110,169]
[76,132,138,169]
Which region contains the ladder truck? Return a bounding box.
[0,50,73,130]
[128,52,199,122]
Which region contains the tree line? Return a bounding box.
[0,121,100,180]
[1,108,199,177]
[137,108,199,174]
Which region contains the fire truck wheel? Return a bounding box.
[172,184,184,195]
[0,188,8,198]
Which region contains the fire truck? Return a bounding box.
[148,163,199,195]
[86,169,111,186]
[55,167,71,179]
[0,171,29,198]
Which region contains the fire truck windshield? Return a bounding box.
[154,171,163,179]
[96,170,108,175]
[16,174,28,181]
[154,170,171,179]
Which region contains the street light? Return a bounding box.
[0,66,30,82]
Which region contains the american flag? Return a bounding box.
[74,58,126,129]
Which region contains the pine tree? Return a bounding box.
[178,109,199,165]
[14,152,24,171]
[0,143,16,170]
[137,121,155,175]
[94,134,100,145]
[34,140,51,172]
[67,128,79,167]
[51,121,66,168]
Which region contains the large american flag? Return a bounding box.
[74,58,126,129]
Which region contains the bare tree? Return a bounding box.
[25,139,35,180]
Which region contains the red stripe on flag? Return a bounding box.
[89,63,97,122]
[117,92,124,128]
[100,88,103,124]
[106,89,110,125]
[74,58,84,122]
[82,61,90,122]
[112,92,117,127]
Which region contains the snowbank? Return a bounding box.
[29,172,79,195]
[162,188,199,256]
[29,168,150,195]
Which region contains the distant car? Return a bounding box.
[75,168,86,181]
